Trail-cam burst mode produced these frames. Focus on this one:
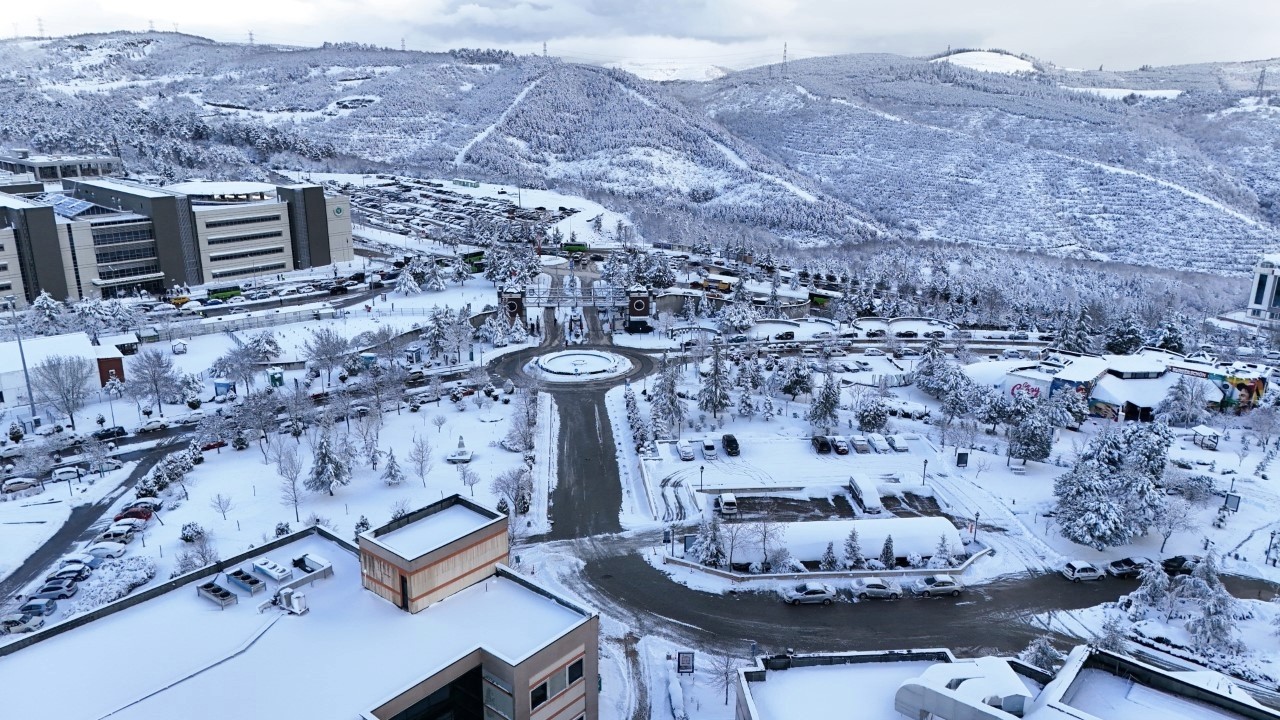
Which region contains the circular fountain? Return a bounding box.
[528,350,633,383]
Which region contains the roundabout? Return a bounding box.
[527,349,633,383]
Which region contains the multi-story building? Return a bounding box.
[1247,254,1280,326]
[0,495,599,720]
[0,177,353,305]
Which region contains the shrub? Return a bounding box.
[274,522,292,537]
[72,557,157,612]
[179,522,205,543]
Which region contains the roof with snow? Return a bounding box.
[0,331,98,376]
[1092,372,1222,410]
[0,530,593,720]
[72,178,174,199]
[362,502,500,561]
[165,180,277,198]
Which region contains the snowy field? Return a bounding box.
[933,51,1037,74]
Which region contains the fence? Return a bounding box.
[661,546,992,585]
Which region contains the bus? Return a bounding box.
[848,475,884,515]
[207,285,243,301]
[458,250,486,272]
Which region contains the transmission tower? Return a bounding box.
[783,42,788,78]
[36,17,44,38]
[248,30,254,45]
[543,41,547,57]
[148,20,155,32]
[1258,67,1268,97]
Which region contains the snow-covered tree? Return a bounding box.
[878,535,896,569]
[976,388,1011,433]
[819,541,839,571]
[1052,459,1129,549]
[806,372,840,432]
[1130,563,1172,610]
[422,258,448,292]
[1103,314,1145,355]
[843,526,864,569]
[31,354,95,430]
[1157,376,1209,428]
[857,400,888,432]
[1008,411,1053,464]
[395,267,422,295]
[1020,636,1065,672]
[697,342,732,419]
[381,449,405,486]
[22,291,68,336]
[736,390,756,421]
[306,434,351,496]
[780,358,813,400]
[691,518,727,568]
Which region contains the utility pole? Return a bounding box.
[149,20,155,32]
[401,37,405,52]
[248,30,254,46]
[36,17,44,38]
[543,41,547,58]
[783,42,787,78]
[1258,68,1268,98]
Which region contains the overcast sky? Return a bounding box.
[11,1,1280,71]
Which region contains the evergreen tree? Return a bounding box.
[698,343,732,419]
[1056,308,1094,354]
[930,533,954,568]
[736,390,756,421]
[780,358,813,400]
[1103,314,1146,355]
[1157,376,1209,428]
[1082,425,1129,473]
[651,355,686,437]
[857,401,888,432]
[354,515,371,538]
[692,518,727,567]
[843,526,864,569]
[1131,563,1171,610]
[819,541,839,571]
[450,257,471,285]
[395,267,422,295]
[766,272,782,317]
[422,258,448,292]
[381,449,405,486]
[1052,459,1129,549]
[23,291,67,336]
[976,388,1011,433]
[1008,411,1053,464]
[806,372,841,432]
[1124,421,1174,480]
[1154,318,1186,354]
[879,535,896,569]
[1185,570,1240,653]
[1020,636,1065,672]
[306,434,351,496]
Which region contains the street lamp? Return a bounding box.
[700,465,705,492]
[973,511,981,543]
[5,296,36,424]
[922,458,928,486]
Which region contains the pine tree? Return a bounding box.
[1154,319,1186,354]
[806,372,840,432]
[354,515,371,539]
[819,541,839,571]
[395,268,422,295]
[422,258,448,292]
[692,518,726,567]
[857,401,888,432]
[1008,411,1053,464]
[651,355,685,437]
[780,358,813,400]
[382,449,405,486]
[736,390,756,421]
[766,272,782,317]
[698,343,732,419]
[306,434,351,496]
[930,533,953,568]
[1052,459,1129,549]
[23,291,67,336]
[976,388,1011,432]
[1056,308,1094,354]
[1157,376,1208,428]
[450,257,471,285]
[508,317,529,344]
[1020,636,1065,672]
[879,535,896,569]
[1103,314,1145,355]
[1131,563,1171,610]
[843,526,864,569]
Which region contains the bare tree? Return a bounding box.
[304,328,351,382]
[1237,434,1251,468]
[721,522,749,569]
[709,653,745,705]
[432,415,447,434]
[748,522,786,570]
[81,436,112,478]
[1251,407,1278,449]
[353,414,383,460]
[275,445,304,523]
[490,467,531,510]
[31,355,95,430]
[129,348,181,417]
[972,457,992,479]
[458,465,481,496]
[408,435,433,487]
[209,493,234,521]
[1154,497,1197,553]
[16,440,54,485]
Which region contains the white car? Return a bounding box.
[676,441,694,461]
[863,348,885,357]
[137,420,168,433]
[779,582,836,606]
[84,542,128,559]
[0,613,45,635]
[701,437,718,460]
[867,434,892,453]
[1061,561,1106,583]
[886,435,910,452]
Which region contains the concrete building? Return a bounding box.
[0,148,122,182]
[736,646,1278,720]
[1248,254,1280,326]
[0,177,353,304]
[0,497,599,720]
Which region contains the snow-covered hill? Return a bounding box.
[1,32,1278,274]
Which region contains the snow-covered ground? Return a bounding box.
[1062,86,1184,100]
[933,51,1037,74]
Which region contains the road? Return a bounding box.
[0,444,174,603]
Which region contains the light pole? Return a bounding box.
[922,458,928,486]
[973,511,980,543]
[5,296,36,424]
[700,465,705,492]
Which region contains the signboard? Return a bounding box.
[1223,493,1241,513]
[677,652,695,674]
[956,451,969,468]
[683,534,697,553]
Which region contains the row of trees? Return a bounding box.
[688,519,957,573]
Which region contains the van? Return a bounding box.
[849,476,884,515]
[714,493,738,515]
[701,437,718,460]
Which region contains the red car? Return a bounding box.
[200,439,228,452]
[114,507,153,523]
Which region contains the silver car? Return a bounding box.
[851,577,902,600]
[779,582,836,606]
[909,574,963,598]
[0,613,44,635]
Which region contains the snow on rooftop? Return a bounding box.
[0,192,41,209]
[746,661,936,720]
[367,503,497,560]
[932,51,1037,74]
[166,180,276,197]
[75,178,171,199]
[0,332,98,375]
[0,534,588,720]
[1061,668,1246,720]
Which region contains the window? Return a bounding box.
[209,246,285,263]
[210,262,286,280]
[206,230,283,246]
[568,659,584,684]
[0,262,6,271]
[95,246,158,264]
[205,214,281,229]
[530,683,548,709]
[548,671,567,698]
[0,282,10,292]
[92,227,154,247]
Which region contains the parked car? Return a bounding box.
[298,285,315,293]
[84,542,127,559]
[714,493,738,515]
[727,334,749,344]
[31,578,78,600]
[676,441,694,461]
[773,331,795,341]
[722,434,740,457]
[92,426,127,441]
[60,553,104,570]
[0,613,45,635]
[886,435,910,452]
[18,598,57,617]
[227,295,248,304]
[114,507,154,523]
[200,439,228,452]
[894,330,918,338]
[46,563,92,582]
[1061,561,1106,583]
[86,459,124,475]
[811,436,832,454]
[701,437,718,460]
[863,348,885,356]
[123,497,163,512]
[867,434,892,453]
[111,518,148,534]
[899,348,921,358]
[1162,555,1203,576]
[852,577,902,600]
[1105,557,1155,579]
[923,330,946,339]
[51,466,83,483]
[829,436,850,455]
[136,420,168,434]
[95,527,135,545]
[865,329,886,339]
[1009,331,1030,340]
[779,582,836,606]
[177,410,205,425]
[850,436,871,454]
[910,575,963,597]
[2,477,40,494]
